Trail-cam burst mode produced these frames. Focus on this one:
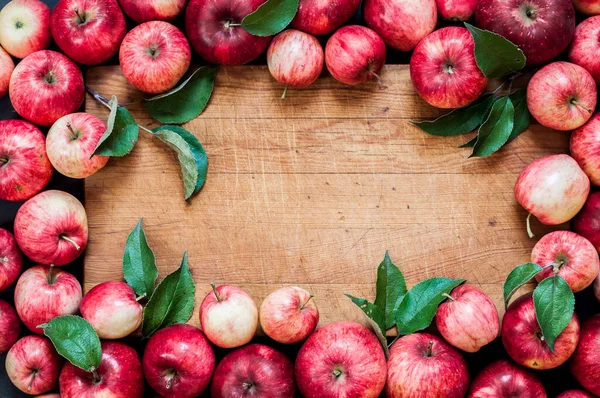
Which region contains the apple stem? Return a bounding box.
[90,367,101,384]
[571,99,593,114]
[332,369,342,379]
[27,370,37,391]
[426,340,434,357]
[211,282,222,302]
[73,7,86,24]
[242,381,254,390]
[66,122,79,141]
[47,265,56,285]
[60,235,81,251]
[441,293,455,301]
[0,156,8,165]
[526,213,534,239]
[300,295,314,310]
[369,70,383,87]
[136,293,147,302]
[1,256,7,263]
[281,85,288,100]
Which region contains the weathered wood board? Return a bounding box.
[84,65,569,330]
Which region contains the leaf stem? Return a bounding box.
[526,213,534,239]
[211,282,222,302]
[388,333,401,348]
[300,295,314,310]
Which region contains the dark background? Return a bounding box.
[0,0,599,396]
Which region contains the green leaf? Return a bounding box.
[242,0,299,37]
[93,96,139,157]
[533,275,575,352]
[374,252,407,329]
[412,95,494,137]
[39,316,101,372]
[503,263,543,309]
[459,136,477,148]
[144,67,218,125]
[345,294,388,356]
[142,253,196,337]
[470,96,514,158]
[395,277,465,335]
[465,23,526,78]
[153,129,199,200]
[508,89,531,141]
[153,126,208,195]
[123,219,158,298]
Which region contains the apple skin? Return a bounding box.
[290,0,361,36]
[5,335,63,395]
[594,273,600,302]
[573,192,600,252]
[573,0,600,14]
[143,324,215,398]
[185,0,272,66]
[364,0,437,52]
[9,50,85,127]
[436,0,478,20]
[46,113,109,179]
[0,228,22,292]
[0,120,53,202]
[211,344,295,398]
[199,284,258,348]
[267,29,324,89]
[570,315,600,396]
[60,341,144,398]
[14,190,88,266]
[118,0,187,23]
[0,45,14,98]
[514,154,590,225]
[80,281,142,340]
[476,0,575,66]
[0,300,20,354]
[502,293,580,370]
[435,284,500,353]
[295,321,386,398]
[386,332,469,398]
[569,17,600,85]
[120,21,191,94]
[0,0,51,59]
[51,0,126,66]
[571,114,600,186]
[14,265,82,334]
[556,390,594,398]
[410,26,488,109]
[468,359,546,398]
[259,286,319,344]
[531,231,600,292]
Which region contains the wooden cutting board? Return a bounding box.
[84,65,569,329]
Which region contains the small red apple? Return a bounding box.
[569,16,600,85]
[467,359,546,398]
[0,228,22,292]
[573,0,600,14]
[211,344,295,398]
[570,314,600,396]
[436,0,478,20]
[0,45,14,98]
[0,300,20,354]
[0,0,51,58]
[573,192,600,252]
[290,0,361,36]
[118,0,188,23]
[557,390,594,398]
[571,113,600,186]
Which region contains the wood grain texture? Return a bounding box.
[84,65,568,331]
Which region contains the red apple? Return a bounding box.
[5,335,62,395]
[557,391,594,398]
[435,284,500,353]
[594,273,600,302]
[386,332,469,398]
[211,344,295,398]
[0,45,14,97]
[569,17,600,86]
[0,120,53,202]
[527,62,597,131]
[0,300,20,353]
[295,321,386,398]
[515,154,590,227]
[46,112,109,179]
[467,359,546,398]
[60,341,144,398]
[410,26,488,109]
[436,0,478,20]
[531,231,600,292]
[80,281,142,340]
[259,286,319,344]
[143,324,215,398]
[119,21,191,94]
[573,0,600,14]
[34,394,60,398]
[267,29,324,92]
[199,284,258,348]
[476,0,576,66]
[14,190,88,266]
[571,113,600,186]
[290,0,361,36]
[573,192,600,252]
[185,0,271,65]
[325,25,386,86]
[570,315,600,396]
[502,293,580,370]
[364,0,437,52]
[9,50,85,126]
[0,0,51,59]
[118,0,189,22]
[51,0,126,66]
[0,228,22,292]
[14,265,82,334]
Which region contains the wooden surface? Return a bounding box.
[84,65,569,330]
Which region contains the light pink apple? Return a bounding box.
[573,0,600,14]
[118,0,188,23]
[571,113,600,186]
[80,281,142,340]
[0,300,20,353]
[436,0,478,20]
[569,16,600,85]
[14,190,88,266]
[570,314,600,396]
[0,45,14,97]
[14,265,82,334]
[0,228,22,292]
[468,359,547,398]
[557,390,594,398]
[0,0,51,58]
[259,286,319,344]
[290,0,361,36]
[46,112,109,179]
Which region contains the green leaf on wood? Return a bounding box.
[459,136,477,148]
[374,251,407,329]
[503,263,543,308]
[93,96,139,157]
[123,219,158,298]
[153,129,199,200]
[242,0,299,36]
[533,275,575,352]
[508,89,531,141]
[345,294,389,356]
[470,96,514,158]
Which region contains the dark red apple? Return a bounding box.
[570,314,600,396]
[0,228,22,292]
[290,0,361,36]
[468,359,546,398]
[0,300,20,353]
[557,390,594,398]
[573,192,600,252]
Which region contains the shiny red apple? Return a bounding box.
[570,314,600,396]
[0,0,51,58]
[557,390,594,398]
[573,0,600,14]
[118,0,187,23]
[569,16,600,85]
[573,192,600,252]
[0,45,14,97]
[436,0,478,20]
[0,228,22,292]
[467,359,547,398]
[571,113,600,186]
[290,0,361,36]
[0,300,20,353]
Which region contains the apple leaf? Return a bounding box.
[533,275,575,352]
[374,252,407,329]
[459,136,477,148]
[143,67,218,125]
[345,294,389,356]
[142,253,195,337]
[242,0,299,37]
[465,23,526,79]
[123,219,158,298]
[395,277,465,336]
[153,129,199,200]
[39,316,101,372]
[92,96,139,157]
[153,125,208,195]
[508,89,531,141]
[503,262,543,309]
[470,96,514,158]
